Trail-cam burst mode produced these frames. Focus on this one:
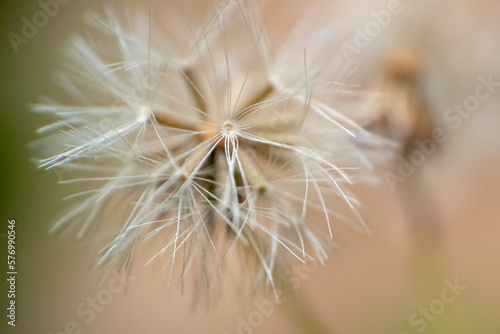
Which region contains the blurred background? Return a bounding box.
[1,0,500,333]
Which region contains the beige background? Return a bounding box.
[1,0,500,333]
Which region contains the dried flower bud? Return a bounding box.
[371,49,434,155]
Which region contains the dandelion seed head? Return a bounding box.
[34,0,390,300]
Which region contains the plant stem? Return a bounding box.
[281,288,334,334]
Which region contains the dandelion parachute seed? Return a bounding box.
[35,0,389,297]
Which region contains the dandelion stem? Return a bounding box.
[281,289,334,334]
[236,82,275,120]
[400,170,468,334]
[153,111,198,131]
[183,67,207,116]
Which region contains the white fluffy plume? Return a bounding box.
[34,0,389,297]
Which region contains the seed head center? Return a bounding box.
[222,121,236,135]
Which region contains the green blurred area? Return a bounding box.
[0,1,99,332]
